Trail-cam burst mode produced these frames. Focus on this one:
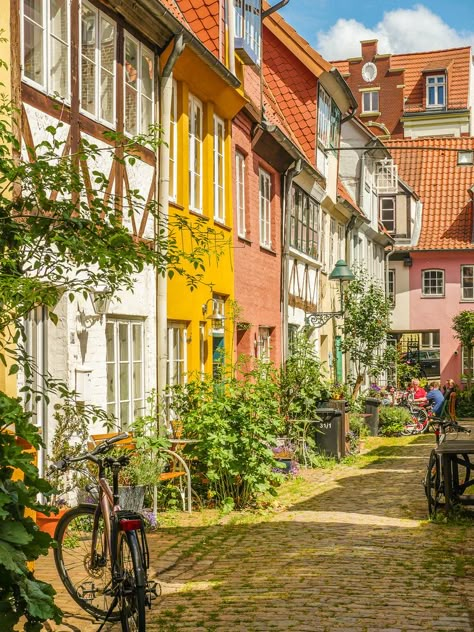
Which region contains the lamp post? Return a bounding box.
[305,260,355,328]
[202,298,225,332]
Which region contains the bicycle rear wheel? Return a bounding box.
[424,450,444,517]
[118,530,146,632]
[54,504,118,621]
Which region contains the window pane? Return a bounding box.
[106,362,115,403]
[119,362,129,400]
[132,323,142,359]
[25,0,43,23]
[120,402,130,428]
[141,48,153,100]
[81,56,96,115]
[125,84,137,134]
[50,38,68,96]
[100,70,114,123]
[24,20,44,85]
[106,322,114,361]
[133,363,142,400]
[50,0,67,41]
[100,18,115,74]
[119,323,129,361]
[141,96,152,133]
[81,5,96,62]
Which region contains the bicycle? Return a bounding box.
[423,419,471,517]
[51,432,157,631]
[396,391,430,435]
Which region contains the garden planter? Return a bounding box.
[364,398,381,436]
[118,485,145,512]
[35,509,67,537]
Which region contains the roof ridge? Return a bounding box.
[392,45,471,58]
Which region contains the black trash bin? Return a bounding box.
[314,407,343,460]
[364,397,382,436]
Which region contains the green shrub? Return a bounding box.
[169,359,285,509]
[457,388,474,418]
[378,406,412,436]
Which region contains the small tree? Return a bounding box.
[452,310,474,388]
[340,268,395,398]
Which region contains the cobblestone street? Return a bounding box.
[40,434,474,631]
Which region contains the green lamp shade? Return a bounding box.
[328,260,355,282]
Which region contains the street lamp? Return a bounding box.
[305,260,355,328]
[202,298,225,332]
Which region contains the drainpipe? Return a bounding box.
[281,159,302,365]
[156,34,185,417]
[262,0,290,19]
[384,244,394,300]
[226,0,235,75]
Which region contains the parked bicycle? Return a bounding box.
[51,432,157,631]
[396,391,430,435]
[423,419,471,517]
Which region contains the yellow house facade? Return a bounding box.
[165,43,245,385]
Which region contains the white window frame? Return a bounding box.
[329,217,336,272]
[259,168,271,248]
[426,74,446,108]
[321,211,328,271]
[213,114,226,223]
[106,319,145,429]
[380,196,396,233]
[388,269,395,305]
[188,93,203,213]
[80,1,116,127]
[166,321,188,387]
[375,159,398,194]
[422,269,445,297]
[234,0,261,64]
[421,331,440,349]
[21,0,71,101]
[124,31,154,136]
[462,346,474,379]
[461,265,474,300]
[236,151,246,238]
[169,78,177,201]
[362,90,379,113]
[258,327,271,362]
[338,223,345,261]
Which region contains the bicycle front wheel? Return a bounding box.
[424,450,443,517]
[118,530,147,632]
[54,504,118,621]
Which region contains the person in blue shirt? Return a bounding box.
[426,381,445,416]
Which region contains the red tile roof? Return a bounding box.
[160,0,194,30]
[337,180,366,219]
[393,47,470,113]
[389,137,474,250]
[262,81,307,157]
[177,0,221,58]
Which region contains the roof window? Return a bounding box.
[458,151,474,165]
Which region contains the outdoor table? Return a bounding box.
[435,440,474,513]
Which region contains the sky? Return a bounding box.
[278,1,474,60]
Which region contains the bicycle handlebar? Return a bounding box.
[428,419,471,434]
[49,432,130,472]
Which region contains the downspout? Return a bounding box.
[226,0,235,76]
[156,34,185,419]
[385,244,394,300]
[281,159,302,365]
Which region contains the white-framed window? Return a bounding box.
[380,196,396,233]
[321,211,328,270]
[329,217,336,271]
[167,321,188,387]
[421,331,440,348]
[21,0,70,100]
[462,346,474,378]
[338,223,345,260]
[362,90,379,113]
[106,319,145,429]
[388,269,395,305]
[375,159,398,194]
[317,86,332,149]
[188,94,203,213]
[258,327,271,362]
[259,168,271,248]
[80,1,116,126]
[199,321,207,378]
[213,115,226,223]
[236,151,246,238]
[234,0,261,64]
[124,32,154,135]
[458,151,474,166]
[422,269,445,297]
[169,79,177,201]
[290,185,320,259]
[461,265,474,300]
[426,75,446,108]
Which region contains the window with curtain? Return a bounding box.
[188,94,203,212]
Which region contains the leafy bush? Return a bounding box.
[169,360,285,509]
[378,406,413,436]
[0,393,62,630]
[456,388,474,418]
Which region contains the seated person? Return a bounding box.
[410,378,427,402]
[426,381,444,416]
[443,378,457,400]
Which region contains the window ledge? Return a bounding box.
[189,209,209,221]
[238,235,252,245]
[260,245,277,256]
[169,200,185,211]
[214,219,231,232]
[460,299,474,303]
[360,111,381,117]
[421,294,445,299]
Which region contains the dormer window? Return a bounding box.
[426,75,446,108]
[234,0,261,65]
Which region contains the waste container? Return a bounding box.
[364,397,381,436]
[314,407,343,460]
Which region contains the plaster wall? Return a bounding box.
[390,260,410,331]
[410,251,474,384]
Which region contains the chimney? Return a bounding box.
[361,39,378,61]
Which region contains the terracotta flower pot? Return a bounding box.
[35,509,67,537]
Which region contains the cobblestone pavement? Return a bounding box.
[39,432,474,632]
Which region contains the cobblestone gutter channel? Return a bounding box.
[39,434,474,632]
